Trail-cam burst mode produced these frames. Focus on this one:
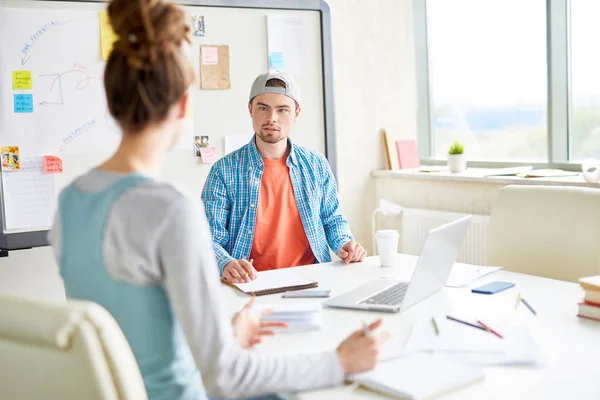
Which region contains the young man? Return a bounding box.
[202,71,366,283]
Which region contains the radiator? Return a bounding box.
[399,208,490,266]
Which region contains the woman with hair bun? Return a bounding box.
[48,1,385,399]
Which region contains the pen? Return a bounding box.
[245,259,254,277]
[446,315,487,331]
[432,317,440,336]
[521,296,537,316]
[362,321,369,336]
[477,319,503,339]
[516,293,522,309]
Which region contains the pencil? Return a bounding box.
[521,297,537,315]
[446,316,487,331]
[477,320,504,339]
[245,259,254,277]
[432,317,440,336]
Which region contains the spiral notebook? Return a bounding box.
[223,269,318,296]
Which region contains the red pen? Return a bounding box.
[477,320,504,339]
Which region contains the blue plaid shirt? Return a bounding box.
[201,136,353,274]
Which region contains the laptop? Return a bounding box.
[323,215,472,313]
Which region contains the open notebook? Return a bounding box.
[222,269,318,296]
[349,353,484,400]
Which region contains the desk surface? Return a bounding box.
[221,255,600,400]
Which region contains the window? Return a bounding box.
[569,0,600,161]
[427,0,548,161]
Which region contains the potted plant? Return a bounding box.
[448,140,466,173]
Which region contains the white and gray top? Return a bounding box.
[48,169,344,398]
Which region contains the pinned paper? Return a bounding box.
[200,45,231,90]
[1,146,20,171]
[43,156,63,173]
[14,94,33,113]
[269,52,285,69]
[201,46,219,65]
[191,15,205,37]
[13,70,32,90]
[99,12,118,60]
[200,147,217,163]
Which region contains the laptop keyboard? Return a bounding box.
[361,282,409,306]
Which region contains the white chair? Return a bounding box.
[0,294,147,400]
[486,184,600,282]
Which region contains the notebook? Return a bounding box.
[396,139,420,169]
[252,303,323,332]
[349,353,484,400]
[222,269,318,296]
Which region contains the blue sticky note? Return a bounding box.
[269,52,285,69]
[14,94,33,113]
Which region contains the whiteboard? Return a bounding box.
[0,0,334,245]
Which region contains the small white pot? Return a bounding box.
[448,154,467,173]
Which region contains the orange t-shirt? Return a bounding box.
[250,158,316,271]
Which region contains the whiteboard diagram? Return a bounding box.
[0,7,192,156]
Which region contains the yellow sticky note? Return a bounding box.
[13,71,32,90]
[99,12,118,61]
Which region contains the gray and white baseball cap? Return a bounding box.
[249,70,301,106]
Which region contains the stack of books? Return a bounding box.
[578,275,600,321]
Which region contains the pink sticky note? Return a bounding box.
[43,155,63,173]
[396,140,420,169]
[201,47,218,65]
[199,147,217,163]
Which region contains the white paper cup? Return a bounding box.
[375,229,399,267]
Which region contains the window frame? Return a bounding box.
[414,0,580,170]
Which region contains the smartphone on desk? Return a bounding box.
[282,289,332,298]
[471,281,515,295]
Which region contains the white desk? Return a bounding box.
[221,255,600,399]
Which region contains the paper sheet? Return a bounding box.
[224,135,252,155]
[446,263,503,287]
[12,70,32,90]
[267,14,305,78]
[99,11,118,60]
[403,318,545,366]
[14,94,33,113]
[199,147,217,163]
[350,353,484,400]
[43,156,63,173]
[1,156,56,231]
[200,45,230,90]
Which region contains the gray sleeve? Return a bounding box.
[158,197,345,399]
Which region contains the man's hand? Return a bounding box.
[338,241,367,264]
[232,297,288,348]
[223,259,257,283]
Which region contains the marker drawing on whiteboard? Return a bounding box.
[21,20,59,65]
[38,69,103,107]
[60,119,97,151]
[20,17,98,65]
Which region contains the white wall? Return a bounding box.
[329,0,418,253]
[0,0,418,301]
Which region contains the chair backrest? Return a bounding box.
[486,184,600,282]
[0,294,147,400]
